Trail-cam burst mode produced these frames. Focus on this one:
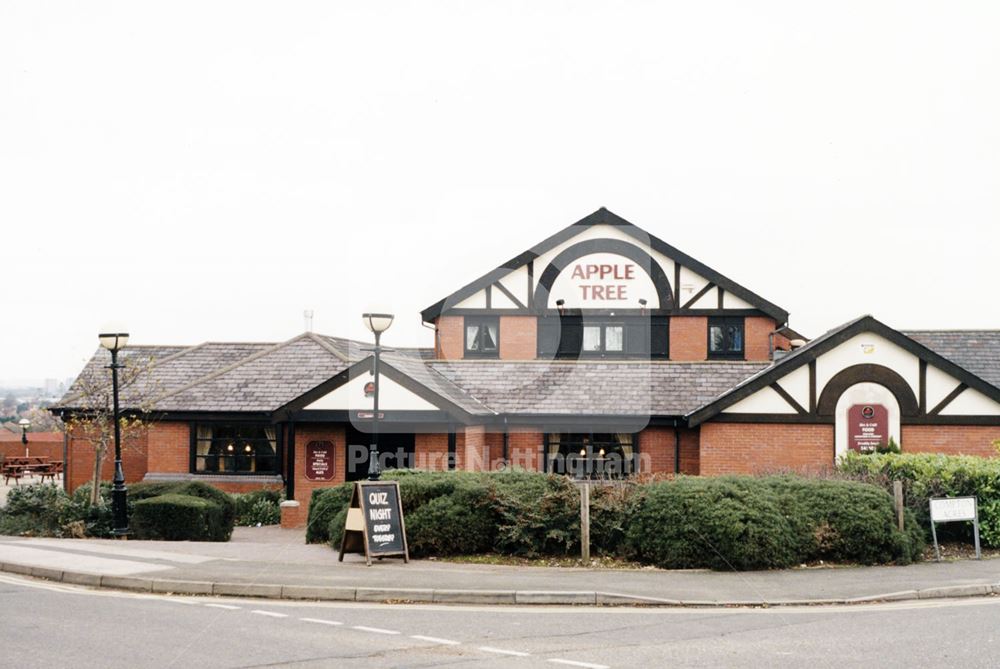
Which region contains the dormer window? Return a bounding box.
[709,317,744,359]
[465,317,499,358]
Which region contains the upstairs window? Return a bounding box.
[539,316,668,359]
[709,317,744,359]
[465,317,499,358]
[193,423,277,475]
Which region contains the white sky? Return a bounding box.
[2,2,998,385]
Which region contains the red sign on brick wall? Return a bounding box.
[847,404,888,453]
[305,441,335,481]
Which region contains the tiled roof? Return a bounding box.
[428,360,768,416]
[903,331,1000,389]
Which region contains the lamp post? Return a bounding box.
[362,313,394,481]
[99,327,130,537]
[18,418,30,457]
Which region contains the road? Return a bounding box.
[0,573,996,668]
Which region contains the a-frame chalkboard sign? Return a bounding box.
[338,480,409,566]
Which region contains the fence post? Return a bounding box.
[893,480,904,532]
[580,482,590,563]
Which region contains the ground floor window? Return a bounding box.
[193,423,277,474]
[544,433,637,478]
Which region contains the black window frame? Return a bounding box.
[190,422,279,476]
[538,315,669,360]
[708,316,745,359]
[463,316,500,358]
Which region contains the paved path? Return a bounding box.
[1,527,999,606]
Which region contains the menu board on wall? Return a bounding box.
[305,441,335,481]
[847,404,888,453]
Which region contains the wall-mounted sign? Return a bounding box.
[548,252,659,309]
[338,480,409,566]
[305,441,335,481]
[363,381,375,398]
[847,404,888,453]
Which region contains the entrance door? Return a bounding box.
[345,425,415,481]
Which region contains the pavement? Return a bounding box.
[1,526,999,607]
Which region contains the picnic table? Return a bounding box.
[1,456,63,485]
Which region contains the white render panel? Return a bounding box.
[454,290,487,309]
[687,286,718,309]
[924,363,961,410]
[490,285,518,309]
[304,374,439,411]
[723,386,798,414]
[939,387,1000,416]
[530,224,677,296]
[835,382,901,458]
[815,333,920,400]
[723,291,754,309]
[547,251,661,309]
[498,265,529,306]
[677,265,711,305]
[776,364,811,410]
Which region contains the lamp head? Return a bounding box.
[18,418,30,431]
[362,313,394,335]
[98,323,130,352]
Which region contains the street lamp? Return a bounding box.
[18,418,30,457]
[99,326,130,537]
[362,313,393,481]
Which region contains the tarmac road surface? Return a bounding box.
[0,573,998,668]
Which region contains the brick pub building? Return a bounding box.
[52,209,1000,526]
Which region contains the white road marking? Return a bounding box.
[205,604,241,610]
[479,646,531,657]
[301,617,343,626]
[410,635,461,645]
[251,610,288,618]
[548,659,610,669]
[352,625,400,635]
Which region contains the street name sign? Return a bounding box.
[338,480,409,566]
[929,496,980,561]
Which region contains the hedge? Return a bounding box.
[233,489,283,526]
[130,480,237,540]
[621,476,923,569]
[838,452,1000,547]
[305,470,921,569]
[131,494,227,541]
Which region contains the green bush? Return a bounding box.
[131,494,226,541]
[307,483,353,544]
[839,452,1000,546]
[405,486,497,556]
[0,483,68,536]
[61,483,116,538]
[234,489,283,526]
[130,481,236,540]
[622,476,922,570]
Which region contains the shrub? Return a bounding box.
[622,476,921,570]
[307,483,353,544]
[405,486,497,556]
[839,452,1000,547]
[61,483,116,538]
[130,481,236,539]
[0,483,68,536]
[234,489,283,526]
[131,494,226,541]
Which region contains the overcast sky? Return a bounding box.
[2,2,998,386]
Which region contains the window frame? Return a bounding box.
[538,315,669,360]
[707,316,745,359]
[463,316,500,358]
[190,422,279,476]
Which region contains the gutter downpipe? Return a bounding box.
[674,418,681,475]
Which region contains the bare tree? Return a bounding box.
[58,352,160,505]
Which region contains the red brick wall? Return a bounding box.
[464,425,487,471]
[901,425,1000,458]
[65,423,150,492]
[508,428,543,471]
[414,432,450,470]
[435,316,464,360]
[744,317,777,362]
[699,422,835,475]
[0,434,63,461]
[670,317,708,361]
[146,422,190,473]
[499,316,537,360]
[638,427,699,475]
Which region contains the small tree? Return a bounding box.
[60,353,159,505]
